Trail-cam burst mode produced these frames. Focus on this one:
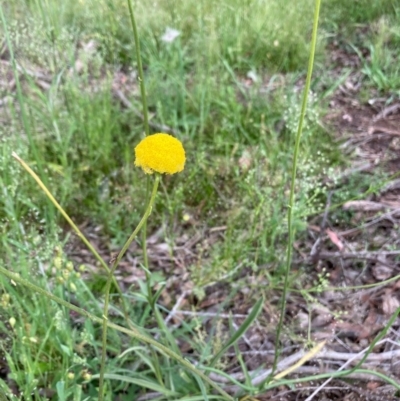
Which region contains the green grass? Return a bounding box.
[322,0,397,27]
[359,15,400,92]
[1,0,400,399]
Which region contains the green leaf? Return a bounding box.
[154,306,181,355]
[193,372,208,401]
[100,374,178,396]
[60,344,71,356]
[209,297,264,368]
[152,281,167,304]
[56,381,66,401]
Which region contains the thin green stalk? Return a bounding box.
[11,153,136,330]
[143,176,153,306]
[126,0,152,308]
[98,175,160,400]
[127,0,150,137]
[0,266,233,400]
[269,0,322,380]
[347,306,400,376]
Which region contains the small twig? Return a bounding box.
[319,348,400,363]
[297,366,396,383]
[306,250,399,270]
[372,102,400,123]
[271,386,353,400]
[318,250,400,259]
[164,290,188,324]
[381,179,400,193]
[368,125,400,137]
[337,207,400,237]
[335,161,374,182]
[309,192,332,263]
[343,200,398,212]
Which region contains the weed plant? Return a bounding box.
[1,0,400,400]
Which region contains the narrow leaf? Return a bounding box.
[210,297,264,367]
[100,374,178,396]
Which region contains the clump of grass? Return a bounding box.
[359,15,400,92]
[322,0,396,27]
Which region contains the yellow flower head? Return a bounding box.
[134,133,186,174]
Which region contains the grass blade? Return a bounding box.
[209,297,264,368]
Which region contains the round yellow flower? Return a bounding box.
[134,133,186,174]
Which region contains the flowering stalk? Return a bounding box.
[126,0,152,317]
[127,0,150,137]
[135,133,186,305]
[98,174,161,401]
[99,133,185,398]
[268,0,322,384]
[11,124,226,400]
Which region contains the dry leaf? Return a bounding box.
[297,312,309,329]
[366,381,381,391]
[326,229,344,251]
[311,312,333,328]
[372,264,393,281]
[382,292,400,316]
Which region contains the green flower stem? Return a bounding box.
[127,0,150,137]
[126,0,152,308]
[143,176,153,306]
[269,0,322,382]
[11,153,136,330]
[0,265,233,400]
[98,174,160,400]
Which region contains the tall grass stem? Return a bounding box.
[127,0,150,137]
[126,0,152,309]
[269,0,322,380]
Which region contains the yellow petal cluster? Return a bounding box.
[134,133,186,174]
